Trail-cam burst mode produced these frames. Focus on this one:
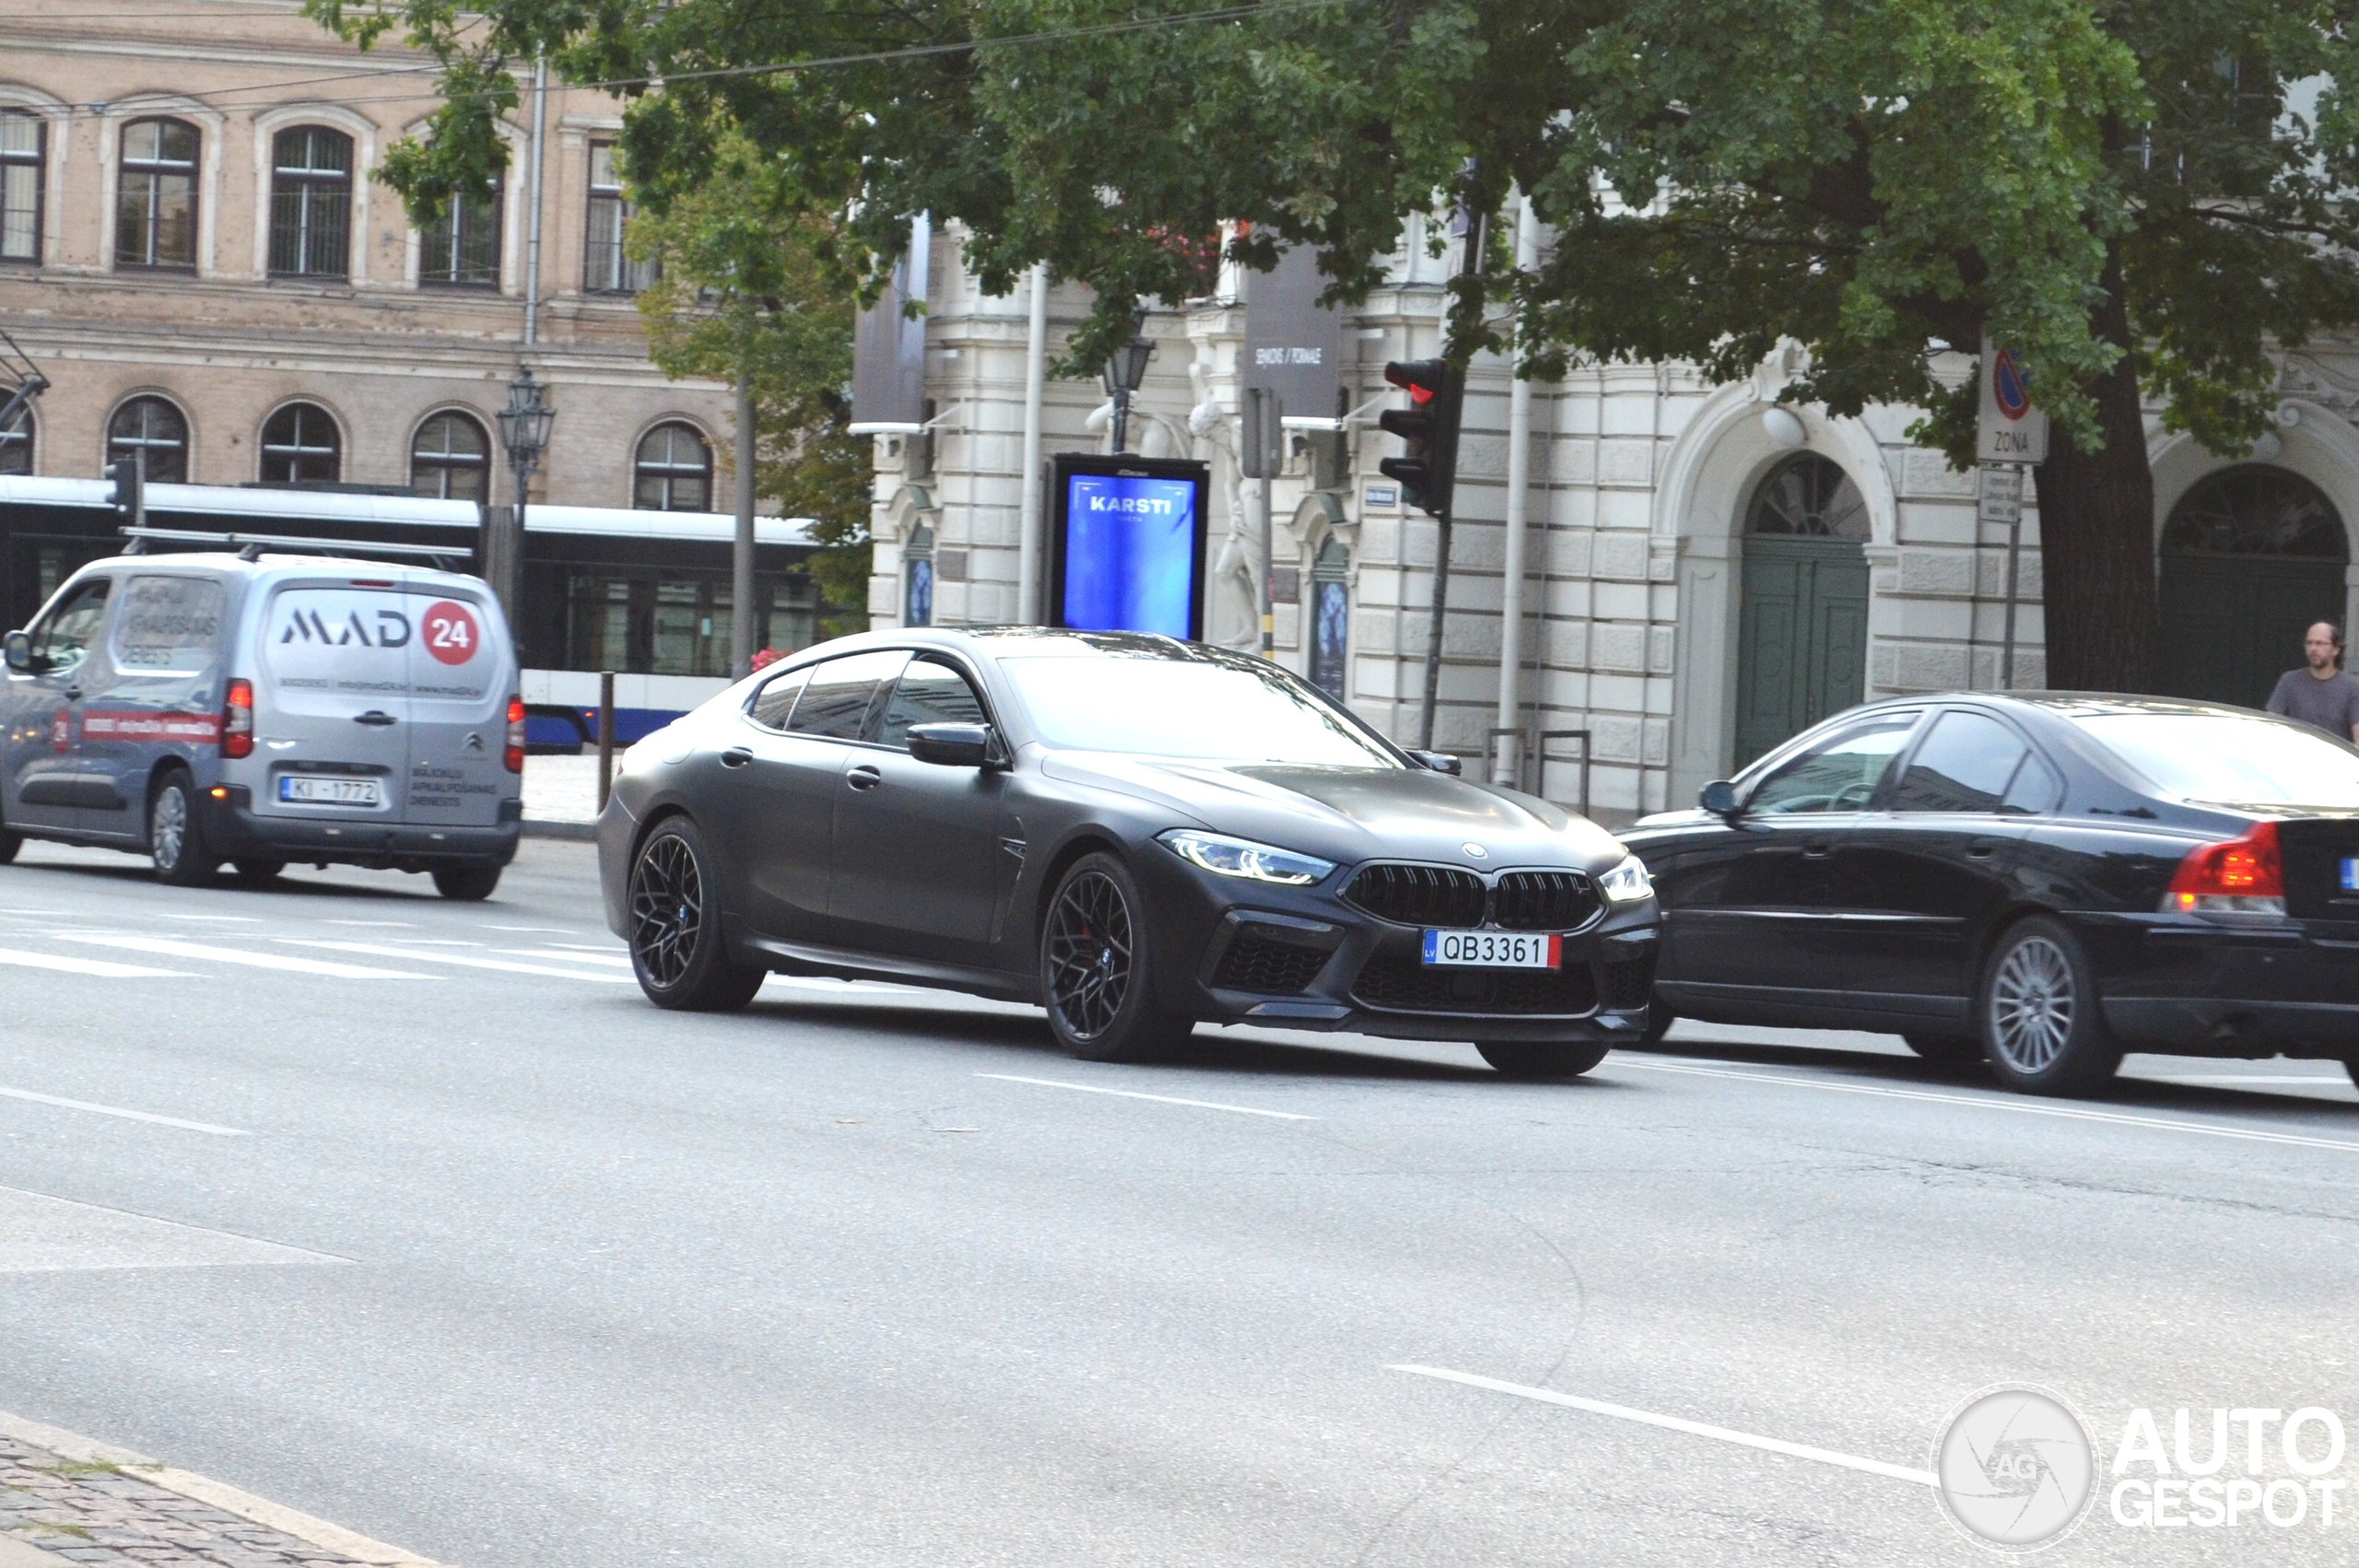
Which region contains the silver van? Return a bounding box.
[0,553,522,898]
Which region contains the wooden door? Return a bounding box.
[1736,535,1871,766]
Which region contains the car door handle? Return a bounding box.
[719,747,752,768]
[847,765,882,790]
[353,710,398,727]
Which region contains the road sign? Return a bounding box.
[1977,340,2048,463]
[1977,465,2023,526]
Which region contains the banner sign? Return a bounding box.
[850,214,932,434]
[1050,454,1211,640]
[1241,243,1343,427]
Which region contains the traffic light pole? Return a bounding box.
[1417,208,1486,753]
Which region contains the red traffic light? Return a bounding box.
[1385,358,1446,406]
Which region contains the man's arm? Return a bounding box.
[2266,673,2294,716]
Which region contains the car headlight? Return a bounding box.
[1598,852,1653,904]
[1158,829,1335,886]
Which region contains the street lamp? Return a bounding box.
[1102,311,1153,453]
[490,367,556,629]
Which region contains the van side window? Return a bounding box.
[747,665,810,731]
[112,577,227,673]
[28,579,111,674]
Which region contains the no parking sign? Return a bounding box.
[1978,340,2049,463]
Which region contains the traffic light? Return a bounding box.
[106,456,142,523]
[1379,358,1463,517]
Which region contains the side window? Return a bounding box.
[29,579,111,673]
[747,664,811,731]
[111,576,227,673]
[2000,752,2065,816]
[875,659,987,749]
[1890,711,2031,813]
[1745,715,1919,815]
[785,650,908,740]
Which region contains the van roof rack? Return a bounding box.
[120,526,475,571]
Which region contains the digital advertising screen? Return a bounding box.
[1050,456,1210,640]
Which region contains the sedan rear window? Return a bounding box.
[2071,712,2359,807]
[999,654,1398,766]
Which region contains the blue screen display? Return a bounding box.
[1062,473,1198,638]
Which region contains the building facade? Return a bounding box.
[868,219,2359,825]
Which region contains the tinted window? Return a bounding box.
[748,665,810,731]
[787,651,907,740]
[1746,715,1918,814]
[29,579,109,673]
[2001,753,2063,816]
[876,659,987,749]
[1890,711,2029,813]
[997,652,1399,766]
[2072,711,2359,807]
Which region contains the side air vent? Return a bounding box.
[1344,863,1486,928]
[1492,871,1600,931]
[1211,932,1331,996]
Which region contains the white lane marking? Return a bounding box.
[151,914,262,923]
[502,948,631,967]
[2144,1074,2353,1086]
[0,1085,249,1137]
[977,1073,1316,1121]
[541,942,631,954]
[0,946,191,978]
[277,940,639,983]
[1623,1059,2359,1155]
[60,934,436,979]
[485,925,577,933]
[1390,1365,1938,1488]
[325,919,415,928]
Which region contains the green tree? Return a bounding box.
[310,0,2359,689]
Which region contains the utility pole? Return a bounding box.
[732,371,757,677]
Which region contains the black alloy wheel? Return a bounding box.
[1476,1038,1613,1079]
[628,819,767,1012]
[1978,916,2121,1096]
[1040,852,1193,1063]
[149,770,218,886]
[1903,1034,1986,1068]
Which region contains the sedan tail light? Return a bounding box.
[2163,822,2283,915]
[221,678,254,759]
[505,695,525,774]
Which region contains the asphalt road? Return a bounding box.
[1,837,2354,1567]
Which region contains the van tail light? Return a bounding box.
[2163,821,2284,915]
[505,695,525,773]
[221,678,254,759]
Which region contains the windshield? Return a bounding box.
[999,653,1402,766]
[2071,712,2359,807]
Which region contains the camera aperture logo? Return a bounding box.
[1935,1386,2097,1550]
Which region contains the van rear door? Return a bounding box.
[398,578,511,828]
[252,580,412,823]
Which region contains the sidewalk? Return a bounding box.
[519,754,602,839]
[0,1414,443,1568]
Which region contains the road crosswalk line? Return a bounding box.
[277,941,639,983]
[499,948,631,967]
[61,935,436,979]
[0,947,191,978]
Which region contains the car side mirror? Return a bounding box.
[1410,750,1462,776]
[1699,779,1742,818]
[909,721,994,768]
[3,631,35,673]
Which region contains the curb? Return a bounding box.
[521,818,599,842]
[0,1411,452,1568]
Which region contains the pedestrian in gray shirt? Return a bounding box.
[2265,621,2359,742]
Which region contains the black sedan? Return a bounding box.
[594,628,1658,1074]
[1623,692,2359,1095]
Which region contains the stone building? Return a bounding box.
[0,0,733,516]
[868,216,2359,825]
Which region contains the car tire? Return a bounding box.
[1638,996,1674,1048]
[627,819,767,1012]
[2342,1055,2359,1092]
[431,864,502,902]
[231,860,285,888]
[1040,851,1194,1063]
[0,826,18,865]
[1978,916,2121,1096]
[148,771,218,886]
[1904,1033,1985,1068]
[1476,1039,1613,1079]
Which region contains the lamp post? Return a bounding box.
[1101,312,1154,453]
[491,367,556,635]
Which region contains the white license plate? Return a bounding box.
[1422,930,1562,968]
[278,776,382,807]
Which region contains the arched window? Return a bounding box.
[259,402,340,485]
[0,402,30,475]
[410,411,489,500]
[633,422,710,510]
[2162,465,2345,557]
[421,181,500,288]
[2,111,44,264]
[1747,454,1869,539]
[106,397,188,485]
[269,126,352,278]
[116,117,198,270]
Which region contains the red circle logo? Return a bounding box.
[421,601,480,666]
